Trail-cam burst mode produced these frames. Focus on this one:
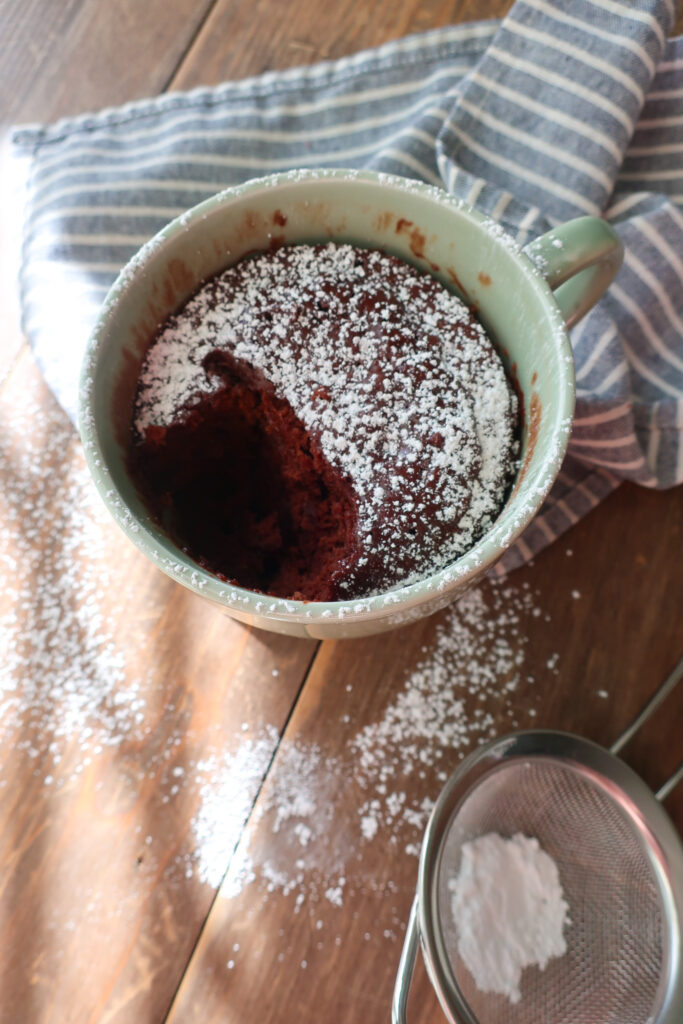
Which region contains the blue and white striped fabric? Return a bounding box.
[12,0,683,574]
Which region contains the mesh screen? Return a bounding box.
[436,759,667,1024]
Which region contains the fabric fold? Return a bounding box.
[437,0,675,227]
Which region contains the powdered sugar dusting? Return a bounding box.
[133,243,518,596]
[211,579,552,919]
[190,729,279,888]
[0,351,569,1010]
[0,377,144,762]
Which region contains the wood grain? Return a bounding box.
[0,0,217,125]
[170,0,514,90]
[0,0,681,1021]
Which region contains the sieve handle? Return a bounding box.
[610,654,683,801]
[611,655,683,757]
[392,897,419,1024]
[657,762,683,802]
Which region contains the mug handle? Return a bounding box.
[522,216,623,329]
[392,897,420,1024]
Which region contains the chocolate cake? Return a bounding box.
[130,243,519,601]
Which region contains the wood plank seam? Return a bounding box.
[162,0,225,94]
[160,638,321,1022]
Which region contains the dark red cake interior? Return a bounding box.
[130,351,358,600]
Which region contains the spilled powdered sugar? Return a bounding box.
[214,581,549,904]
[0,384,144,765]
[188,730,279,888]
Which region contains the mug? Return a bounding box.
[79,169,622,639]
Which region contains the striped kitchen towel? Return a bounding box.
[12,0,683,574]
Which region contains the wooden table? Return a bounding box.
[1,2,681,1022]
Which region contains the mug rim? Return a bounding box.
[79,167,575,626]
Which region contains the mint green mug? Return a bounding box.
[79,169,622,638]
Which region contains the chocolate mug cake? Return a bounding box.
[129,243,520,601]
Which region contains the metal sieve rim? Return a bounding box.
[416,730,683,1024]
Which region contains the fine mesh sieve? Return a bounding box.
[393,730,683,1024]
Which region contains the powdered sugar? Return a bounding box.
[0,378,144,764]
[190,730,279,887]
[214,580,551,913]
[449,832,569,1004]
[133,243,518,596]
